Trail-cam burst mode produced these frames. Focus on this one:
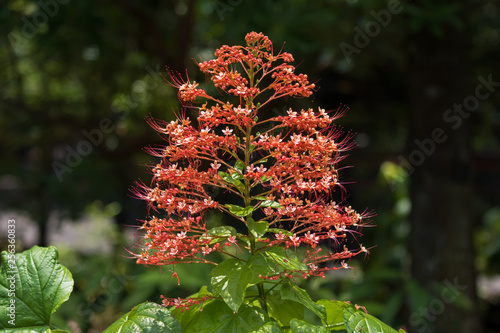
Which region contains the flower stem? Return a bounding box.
[242,87,269,315]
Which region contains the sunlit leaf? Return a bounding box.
[234,160,245,173]
[260,200,283,209]
[343,306,400,333]
[225,204,254,217]
[103,302,181,333]
[0,246,73,329]
[254,321,283,333]
[218,171,233,183]
[201,226,237,244]
[0,328,51,333]
[317,299,349,330]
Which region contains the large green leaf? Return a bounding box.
[265,249,308,272]
[173,286,214,333]
[0,246,73,329]
[210,256,270,312]
[0,327,52,333]
[267,291,304,326]
[289,319,329,332]
[254,322,283,333]
[246,254,275,282]
[317,299,349,330]
[280,283,326,320]
[198,301,267,333]
[1,328,71,333]
[103,302,182,333]
[210,259,254,312]
[343,306,401,333]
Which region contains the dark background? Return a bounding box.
[1,0,499,332]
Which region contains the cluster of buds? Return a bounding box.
[160,295,213,312]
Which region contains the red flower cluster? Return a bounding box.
[160,295,213,312]
[133,32,370,285]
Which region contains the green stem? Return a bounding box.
[242,66,269,314]
[257,282,268,313]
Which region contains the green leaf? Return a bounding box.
[317,299,349,330]
[209,256,268,313]
[246,254,275,282]
[281,283,326,320]
[0,246,73,329]
[103,302,181,332]
[343,306,400,333]
[290,319,329,333]
[253,196,268,201]
[265,248,308,271]
[254,322,283,333]
[234,160,245,173]
[260,175,271,182]
[267,291,304,326]
[0,327,51,333]
[173,286,214,333]
[225,204,254,217]
[218,171,244,192]
[210,259,253,312]
[207,226,237,236]
[1,328,71,333]
[260,200,283,208]
[218,171,233,183]
[233,179,245,191]
[198,301,267,333]
[231,172,243,181]
[247,218,268,238]
[202,226,237,243]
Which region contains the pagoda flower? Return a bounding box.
[132,31,372,315]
